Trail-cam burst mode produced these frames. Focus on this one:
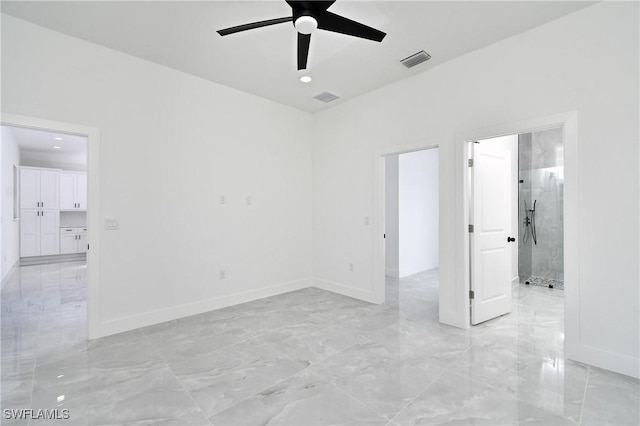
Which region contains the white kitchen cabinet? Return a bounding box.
[20,167,60,210]
[20,210,60,257]
[59,172,87,210]
[20,167,61,257]
[59,227,88,254]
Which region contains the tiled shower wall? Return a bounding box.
[518,128,564,283]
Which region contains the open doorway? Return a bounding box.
[1,113,100,340]
[383,148,439,314]
[468,127,564,326]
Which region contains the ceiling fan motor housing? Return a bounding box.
[294,14,317,34]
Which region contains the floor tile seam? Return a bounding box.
[510,395,581,426]
[387,341,478,424]
[253,335,312,370]
[148,331,260,371]
[255,334,363,372]
[444,366,581,422]
[305,312,334,324]
[326,377,391,423]
[163,359,214,426]
[204,367,309,422]
[577,366,591,425]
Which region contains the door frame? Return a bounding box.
[1,113,102,339]
[456,112,578,342]
[372,141,440,304]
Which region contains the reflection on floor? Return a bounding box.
[1,263,638,425]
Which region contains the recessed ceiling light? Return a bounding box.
[52,146,61,149]
[54,137,63,141]
[300,75,312,83]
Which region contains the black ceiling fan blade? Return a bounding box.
[297,33,311,70]
[317,11,386,42]
[217,17,292,36]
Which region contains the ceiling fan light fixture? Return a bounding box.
[294,15,317,35]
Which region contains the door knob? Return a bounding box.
[507,237,516,243]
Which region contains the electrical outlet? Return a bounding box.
[219,270,226,280]
[246,196,253,206]
[219,194,227,205]
[349,263,354,272]
[364,216,370,225]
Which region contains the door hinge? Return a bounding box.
[468,159,474,167]
[383,233,386,238]
[468,224,474,233]
[469,290,475,299]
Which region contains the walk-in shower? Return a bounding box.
[518,128,564,289]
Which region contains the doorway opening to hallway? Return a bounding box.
[384,148,439,315]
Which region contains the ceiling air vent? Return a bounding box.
[400,50,431,69]
[314,91,340,103]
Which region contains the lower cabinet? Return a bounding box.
[60,227,88,254]
[20,209,60,257]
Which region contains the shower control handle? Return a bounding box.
[507,237,516,243]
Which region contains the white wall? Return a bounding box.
[478,135,518,283]
[384,156,399,277]
[313,2,638,377]
[398,149,439,277]
[1,126,21,280]
[1,14,314,336]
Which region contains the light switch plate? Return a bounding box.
[104,217,120,230]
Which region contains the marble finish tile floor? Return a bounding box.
[1,262,638,425]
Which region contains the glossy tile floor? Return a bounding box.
[1,262,639,425]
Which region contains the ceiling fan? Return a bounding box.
[217,1,386,70]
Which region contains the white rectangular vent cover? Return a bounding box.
[314,91,340,103]
[400,50,431,68]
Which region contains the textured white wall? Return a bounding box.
[398,149,439,277]
[313,3,638,376]
[1,14,314,335]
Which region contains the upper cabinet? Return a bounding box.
[20,167,60,210]
[60,172,87,210]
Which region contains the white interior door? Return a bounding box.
[471,141,513,324]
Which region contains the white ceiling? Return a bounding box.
[1,1,595,113]
[3,125,87,155]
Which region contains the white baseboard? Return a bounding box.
[96,278,312,338]
[512,275,520,287]
[385,268,400,278]
[313,279,381,304]
[567,342,640,379]
[1,259,20,289]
